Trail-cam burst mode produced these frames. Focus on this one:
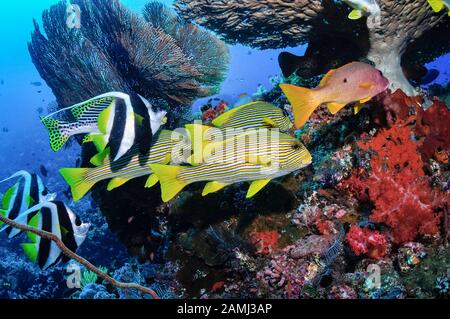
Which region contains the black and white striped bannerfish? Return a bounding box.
[59,130,190,202]
[91,92,168,162]
[150,130,312,203]
[40,92,167,161]
[0,171,55,238]
[0,201,90,270]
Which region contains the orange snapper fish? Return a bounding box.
[280,62,389,128]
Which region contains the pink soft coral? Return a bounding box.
[346,225,389,259]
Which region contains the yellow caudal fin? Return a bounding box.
[107,177,131,191]
[148,164,188,203]
[427,0,444,12]
[59,168,94,201]
[279,84,320,128]
[348,9,363,19]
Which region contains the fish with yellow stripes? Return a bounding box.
[59,130,190,201]
[150,129,312,203]
[427,0,450,15]
[0,170,55,238]
[209,101,293,132]
[41,92,167,162]
[280,62,389,128]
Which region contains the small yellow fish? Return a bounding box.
[280,62,389,128]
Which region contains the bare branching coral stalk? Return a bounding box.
[0,214,160,299]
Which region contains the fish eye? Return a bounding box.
[292,144,301,150]
[75,216,82,226]
[343,78,348,83]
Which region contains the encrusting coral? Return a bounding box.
[174,0,449,95]
[29,0,229,109]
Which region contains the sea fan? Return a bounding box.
[28,0,229,109]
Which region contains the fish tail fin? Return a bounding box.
[279,84,320,128]
[149,164,188,203]
[40,116,70,152]
[427,0,444,12]
[59,168,93,201]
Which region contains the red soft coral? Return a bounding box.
[341,124,444,244]
[346,225,389,259]
[249,231,279,255]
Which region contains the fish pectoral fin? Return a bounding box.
[145,174,159,188]
[354,102,364,115]
[263,117,278,128]
[90,147,110,166]
[427,0,444,12]
[319,69,336,88]
[202,181,229,196]
[107,177,132,191]
[247,179,272,198]
[97,106,113,134]
[134,113,145,127]
[358,82,373,90]
[21,243,38,263]
[327,102,347,115]
[246,155,272,167]
[82,134,94,144]
[348,9,363,20]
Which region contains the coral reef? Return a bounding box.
[29,0,229,110]
[175,0,449,95]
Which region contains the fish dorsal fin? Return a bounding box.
[348,9,363,20]
[145,174,159,188]
[319,69,336,88]
[97,106,113,134]
[427,0,444,12]
[107,177,131,191]
[202,181,229,196]
[247,179,271,198]
[211,102,260,127]
[327,102,347,115]
[71,96,115,120]
[90,147,110,166]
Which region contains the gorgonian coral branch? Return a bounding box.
[0,214,160,299]
[28,0,229,107]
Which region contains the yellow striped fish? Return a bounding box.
[150,129,312,202]
[59,130,190,201]
[199,101,293,133]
